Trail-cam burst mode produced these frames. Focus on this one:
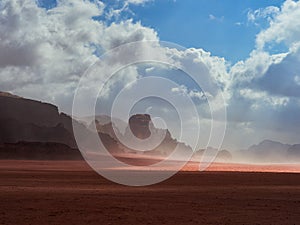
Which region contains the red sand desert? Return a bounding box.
[0,160,300,225]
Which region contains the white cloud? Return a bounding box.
[294,76,300,85]
[0,0,160,112]
[100,20,158,49]
[230,1,300,99]
[255,0,300,50]
[209,14,216,20]
[247,6,279,23]
[209,14,224,22]
[169,48,230,95]
[171,85,206,100]
[105,0,152,19]
[239,88,289,109]
[230,0,300,100]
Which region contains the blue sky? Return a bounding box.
[40,0,285,63]
[115,0,285,62]
[37,0,57,9]
[130,0,273,62]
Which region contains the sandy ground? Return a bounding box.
[0,160,300,225]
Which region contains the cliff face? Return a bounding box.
[0,92,193,160]
[0,119,76,147]
[116,114,193,157]
[0,95,61,127]
[128,114,152,139]
[0,142,83,160]
[287,144,300,161]
[248,140,291,154]
[0,94,76,147]
[0,92,124,158]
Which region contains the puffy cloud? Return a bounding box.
[230,1,300,100]
[208,14,224,22]
[169,48,230,97]
[247,6,280,24]
[100,20,158,49]
[255,0,300,50]
[239,88,289,109]
[105,0,152,20]
[294,75,300,85]
[0,0,227,108]
[171,85,206,101]
[0,0,160,112]
[253,49,300,98]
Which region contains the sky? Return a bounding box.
[127,0,286,62]
[0,0,300,150]
[100,0,286,63]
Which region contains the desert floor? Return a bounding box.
[0,160,300,225]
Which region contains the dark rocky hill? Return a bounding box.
[0,93,76,147]
[0,142,83,160]
[287,144,300,161]
[0,92,122,159]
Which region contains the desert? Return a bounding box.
[1,160,300,225]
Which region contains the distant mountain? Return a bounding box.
[0,92,122,159]
[0,142,83,160]
[192,148,232,162]
[234,139,297,163]
[92,113,193,158]
[287,144,300,161]
[127,114,153,139]
[248,139,291,153]
[216,149,232,162]
[0,91,21,98]
[8,92,300,163]
[79,115,126,128]
[0,92,77,147]
[0,92,194,160]
[88,119,124,141]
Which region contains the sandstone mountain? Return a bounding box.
[91,113,194,158]
[0,91,235,162]
[0,92,195,160]
[0,92,76,147]
[233,139,300,163]
[287,144,300,161]
[0,92,122,159]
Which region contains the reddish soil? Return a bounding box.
[0,160,300,225]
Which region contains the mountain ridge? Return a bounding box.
[1,91,299,163]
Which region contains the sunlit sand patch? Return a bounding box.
[183,161,300,173]
[0,159,299,173]
[85,152,300,172]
